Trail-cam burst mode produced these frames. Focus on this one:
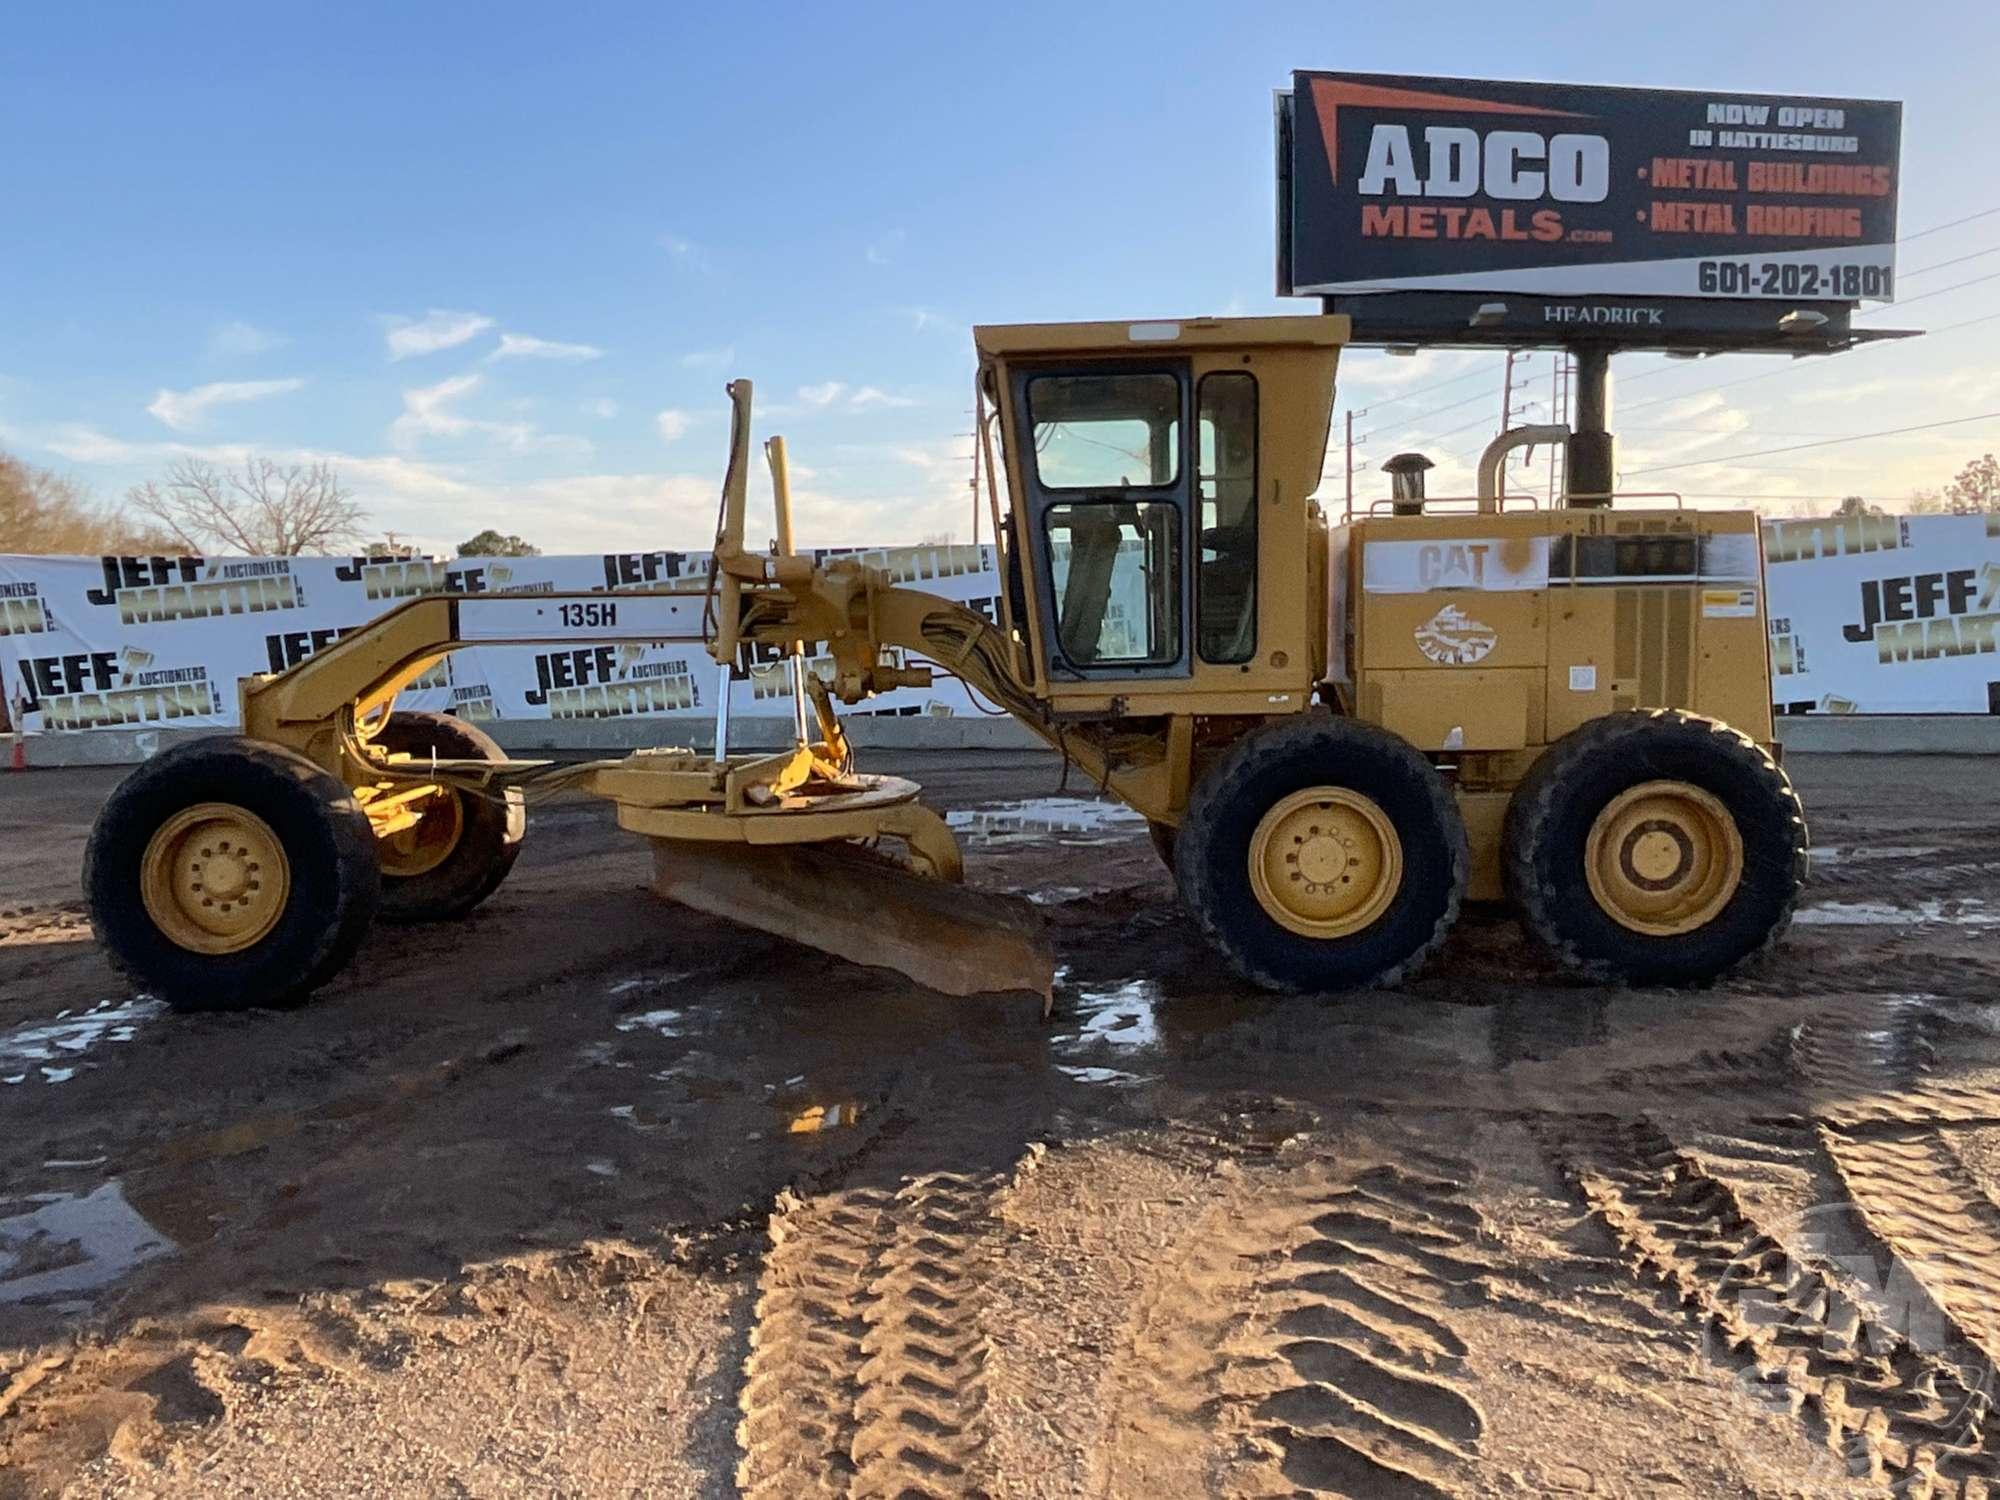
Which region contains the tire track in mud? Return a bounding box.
[1105,1149,1489,1498]
[1792,999,2000,1379]
[1559,1116,2000,1492]
[737,1170,1002,1500]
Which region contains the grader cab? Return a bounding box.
[84,314,1806,1013]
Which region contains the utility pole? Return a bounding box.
[1549,355,1570,507]
[1342,409,1368,517]
[968,414,982,549]
[1345,409,1355,516]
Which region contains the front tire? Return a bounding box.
[1503,709,1806,985]
[84,736,380,1011]
[368,711,524,923]
[1176,717,1467,992]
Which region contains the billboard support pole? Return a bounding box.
[1568,346,1614,508]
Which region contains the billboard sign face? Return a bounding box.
[1280,72,1902,303]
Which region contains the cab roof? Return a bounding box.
[972,314,1350,358]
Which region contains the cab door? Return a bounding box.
[1009,363,1192,683]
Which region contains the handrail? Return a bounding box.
[1348,488,1687,519]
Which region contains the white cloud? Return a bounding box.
[487,332,605,363]
[658,233,713,273]
[392,374,485,445]
[680,345,736,370]
[880,438,969,474]
[656,408,691,443]
[866,229,907,266]
[583,398,620,419]
[36,424,475,508]
[849,386,915,410]
[391,373,587,456]
[797,381,916,412]
[145,378,305,431]
[207,320,286,358]
[383,309,496,361]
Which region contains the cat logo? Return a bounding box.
[1415,603,1497,665]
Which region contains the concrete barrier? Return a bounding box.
[1772,715,2000,755]
[11,713,1047,768]
[12,712,1996,769]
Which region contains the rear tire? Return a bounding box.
[1503,709,1806,985]
[369,711,524,924]
[1146,820,1177,873]
[83,736,380,1012]
[1176,716,1467,992]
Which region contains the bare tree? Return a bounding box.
[2,450,174,553]
[127,456,367,555]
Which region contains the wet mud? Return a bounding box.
[2,750,1998,1496]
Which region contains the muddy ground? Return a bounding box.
[3,749,2000,1498]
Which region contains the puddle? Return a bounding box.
[1027,886,1094,906]
[947,798,1144,847]
[786,1101,866,1133]
[606,969,697,997]
[1808,845,1942,868]
[1796,899,2000,927]
[0,1180,174,1305]
[615,1009,685,1038]
[1055,1064,1152,1087]
[0,999,163,1085]
[1049,978,1165,1088]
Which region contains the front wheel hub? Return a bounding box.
[1248,787,1403,939]
[140,802,292,954]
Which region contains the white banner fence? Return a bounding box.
[3,514,1997,735]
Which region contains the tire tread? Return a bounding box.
[1502,708,1807,985]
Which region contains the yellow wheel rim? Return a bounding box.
[140,802,291,955]
[1248,787,1403,939]
[1585,780,1743,937]
[377,789,464,879]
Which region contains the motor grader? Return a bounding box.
[84,313,1807,1011]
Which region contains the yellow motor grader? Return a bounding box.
[84,314,1807,1011]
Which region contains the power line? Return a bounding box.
[1935,308,2000,335]
[1624,423,1844,438]
[1380,382,1508,434]
[1858,267,2000,315]
[1898,205,2000,243]
[1624,410,2000,477]
[1618,300,2000,418]
[1902,243,2000,279]
[1357,363,1497,409]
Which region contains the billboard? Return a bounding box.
[1279,72,1902,303]
[1766,513,2000,716]
[4,518,1996,733]
[0,547,996,734]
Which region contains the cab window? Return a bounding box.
[1044,501,1181,665]
[1197,372,1257,663]
[1027,373,1180,491]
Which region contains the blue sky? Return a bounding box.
[3,1,1996,553]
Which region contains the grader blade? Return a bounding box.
[649,839,1054,1004]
